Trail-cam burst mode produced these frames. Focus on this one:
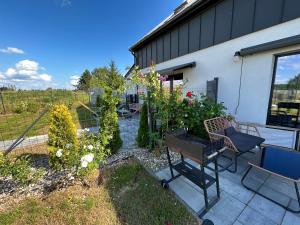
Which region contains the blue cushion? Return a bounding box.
[225,131,265,153]
[262,146,300,180]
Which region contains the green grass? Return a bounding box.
[0,161,200,225]
[0,90,97,141]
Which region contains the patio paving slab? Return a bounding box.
[203,191,245,225]
[154,153,299,225]
[237,206,277,225]
[248,195,285,224]
[281,211,300,225]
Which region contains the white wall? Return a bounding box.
[141,18,300,125]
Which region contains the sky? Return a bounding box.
[0,0,182,90]
[276,53,300,84]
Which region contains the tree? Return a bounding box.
[76,69,91,91]
[91,61,125,154]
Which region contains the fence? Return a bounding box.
[0,90,99,156]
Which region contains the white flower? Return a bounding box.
[56,149,63,157]
[81,160,88,168]
[85,153,94,162]
[84,128,90,132]
[87,145,94,150]
[66,143,72,149]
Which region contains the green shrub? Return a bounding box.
[15,101,28,114]
[0,152,43,185]
[136,102,149,148]
[179,93,226,139]
[48,104,78,170]
[109,126,123,154]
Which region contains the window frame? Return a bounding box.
[266,50,300,127]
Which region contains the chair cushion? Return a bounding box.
[224,126,237,136]
[226,132,265,153]
[262,146,300,180]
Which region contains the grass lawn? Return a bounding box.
[0,160,200,225]
[0,90,97,141]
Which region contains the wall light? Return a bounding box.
[233,51,241,62]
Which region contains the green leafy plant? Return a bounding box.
[48,104,79,170]
[136,102,149,148]
[0,152,43,185]
[91,62,125,155]
[179,92,226,138]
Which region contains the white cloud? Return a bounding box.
[61,0,71,7]
[0,47,24,54]
[0,59,53,89]
[16,59,39,71]
[70,75,80,86]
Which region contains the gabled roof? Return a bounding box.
[130,0,214,51]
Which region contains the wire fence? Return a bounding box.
[0,90,99,156]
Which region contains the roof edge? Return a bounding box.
[129,0,214,52]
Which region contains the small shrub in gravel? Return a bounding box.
[136,102,149,148]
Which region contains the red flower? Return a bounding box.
[186,91,193,98]
[166,223,172,225]
[188,100,193,106]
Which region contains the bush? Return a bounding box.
[136,102,149,148]
[179,93,226,139]
[48,104,78,170]
[15,101,28,114]
[0,152,43,185]
[109,126,123,154]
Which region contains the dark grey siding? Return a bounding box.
[282,0,300,22]
[151,41,157,64]
[189,15,201,52]
[134,0,300,68]
[179,22,189,56]
[214,0,233,44]
[254,0,283,31]
[142,48,146,68]
[146,44,151,67]
[171,28,179,58]
[157,37,164,63]
[163,32,171,61]
[231,0,255,38]
[200,7,215,49]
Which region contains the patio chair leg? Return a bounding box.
[214,158,220,198]
[226,154,238,173]
[294,182,300,211]
[166,147,174,178]
[241,166,300,213]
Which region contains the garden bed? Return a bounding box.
[0,160,200,225]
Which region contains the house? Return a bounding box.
[128,0,300,149]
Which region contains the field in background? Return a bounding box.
[0,90,98,151]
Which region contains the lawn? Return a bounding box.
[0,90,97,141]
[0,160,200,225]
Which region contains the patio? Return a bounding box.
[155,150,300,225]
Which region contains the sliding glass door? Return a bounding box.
[267,52,300,128]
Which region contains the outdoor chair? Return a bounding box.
[241,146,300,213]
[204,117,265,173]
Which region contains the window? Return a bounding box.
[161,73,183,97]
[267,52,300,128]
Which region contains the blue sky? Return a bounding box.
[276,54,300,84]
[0,0,182,89]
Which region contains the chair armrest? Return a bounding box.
[236,122,261,137]
[208,132,239,153]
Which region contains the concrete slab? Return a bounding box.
[238,206,277,225]
[258,186,290,207]
[169,176,206,212]
[233,221,244,225]
[203,192,245,225]
[248,195,285,224]
[282,211,300,225]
